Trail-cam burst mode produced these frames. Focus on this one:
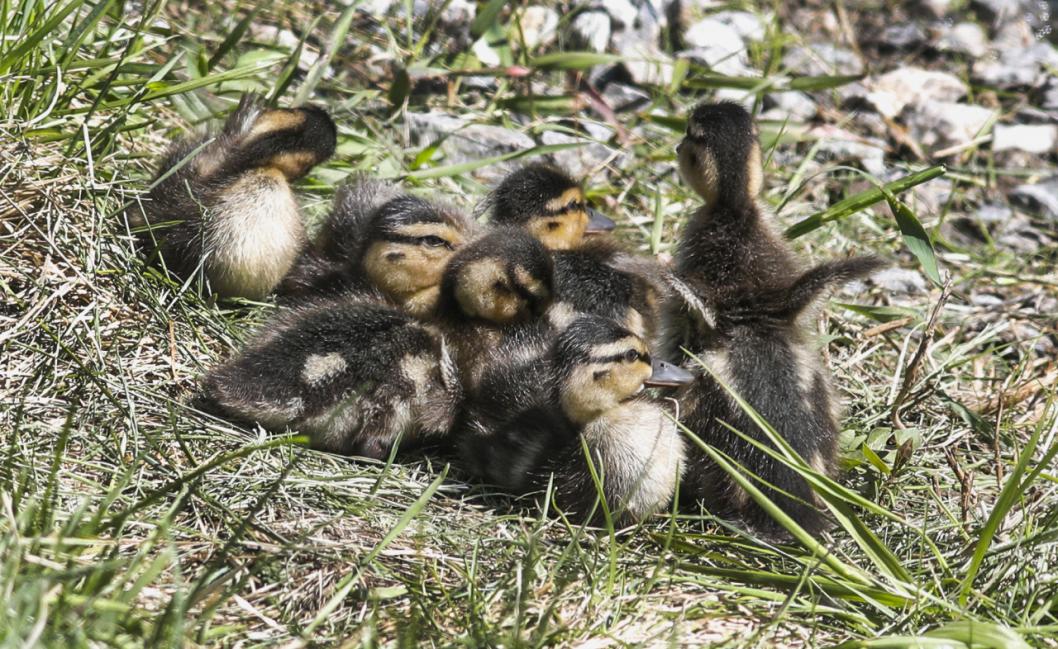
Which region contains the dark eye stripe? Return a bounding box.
[383,233,454,250]
[588,352,651,365]
[542,201,586,216]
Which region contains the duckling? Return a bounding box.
[665,101,886,537]
[433,226,555,386]
[484,163,669,344]
[202,297,461,459]
[459,314,694,526]
[201,226,552,459]
[278,181,476,317]
[130,94,337,300]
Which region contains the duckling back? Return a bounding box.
[203,298,460,458]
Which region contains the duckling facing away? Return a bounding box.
[459,314,693,526]
[665,101,885,537]
[131,94,336,299]
[202,227,553,459]
[278,177,477,315]
[484,164,668,344]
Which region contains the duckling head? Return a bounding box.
[209,95,337,182]
[439,227,554,325]
[555,315,694,426]
[360,195,471,317]
[676,101,762,208]
[488,163,615,250]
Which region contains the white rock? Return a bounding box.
[783,42,863,76]
[865,67,966,119]
[602,0,638,29]
[405,113,536,181]
[936,22,988,58]
[992,124,1058,154]
[762,91,817,120]
[570,9,612,53]
[621,44,675,86]
[871,268,928,294]
[809,125,888,176]
[973,42,1058,89]
[682,17,748,75]
[540,130,618,178]
[903,100,995,151]
[515,6,560,50]
[1010,178,1058,220]
[472,37,501,67]
[710,10,767,42]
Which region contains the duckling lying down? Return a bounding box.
[460,315,693,525]
[203,225,554,460]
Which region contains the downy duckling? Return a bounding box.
[460,314,694,526]
[485,164,668,344]
[202,297,461,459]
[202,227,552,459]
[665,101,885,537]
[278,181,476,317]
[434,226,555,386]
[131,94,337,299]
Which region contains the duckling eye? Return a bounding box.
[593,369,609,381]
[623,349,640,363]
[546,221,561,231]
[492,280,510,293]
[419,235,449,248]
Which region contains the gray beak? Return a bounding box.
[643,359,695,388]
[585,208,616,234]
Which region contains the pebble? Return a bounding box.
[877,23,927,49]
[992,124,1058,154]
[973,42,1058,89]
[600,82,652,112]
[761,91,818,121]
[540,130,617,178]
[782,42,864,76]
[514,6,560,50]
[935,21,988,58]
[870,267,928,294]
[682,18,749,76]
[976,203,1012,224]
[569,9,613,53]
[709,10,767,42]
[404,112,536,181]
[863,67,966,119]
[902,100,994,151]
[1009,178,1058,221]
[808,126,888,176]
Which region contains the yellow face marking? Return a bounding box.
[361,222,461,306]
[527,187,589,250]
[513,265,548,302]
[248,109,305,138]
[746,141,763,198]
[677,140,719,206]
[559,337,652,425]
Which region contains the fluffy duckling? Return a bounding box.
[460,315,693,526]
[485,163,668,344]
[202,298,461,459]
[278,180,476,317]
[665,101,885,537]
[434,226,555,386]
[132,95,337,299]
[202,227,552,458]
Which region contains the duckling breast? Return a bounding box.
[204,168,305,299]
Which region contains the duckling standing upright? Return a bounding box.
[665,101,885,537]
[202,226,553,459]
[278,180,476,316]
[484,164,668,344]
[131,94,336,299]
[459,314,693,525]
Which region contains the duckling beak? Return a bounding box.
[643,359,695,388]
[585,208,616,234]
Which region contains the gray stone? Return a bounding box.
[864,67,966,118]
[973,42,1058,89]
[783,42,864,76]
[762,91,817,121]
[935,21,988,58]
[683,17,749,76]
[996,214,1053,253]
[601,0,638,30]
[540,130,618,178]
[910,177,954,215]
[992,124,1058,154]
[920,0,954,17]
[404,112,535,181]
[514,5,560,50]
[600,82,651,112]
[1010,178,1058,221]
[1044,79,1058,111]
[809,126,888,176]
[871,268,928,294]
[976,203,1012,223]
[569,9,612,53]
[878,23,927,49]
[902,100,994,151]
[709,10,767,42]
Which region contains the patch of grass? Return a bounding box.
[2,1,1056,647]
